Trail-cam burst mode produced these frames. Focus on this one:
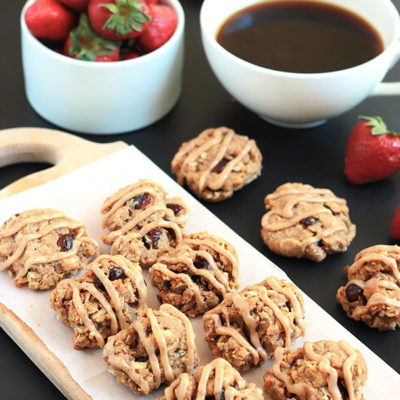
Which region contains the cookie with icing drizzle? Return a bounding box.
[150,232,240,317]
[50,254,147,349]
[261,182,356,262]
[0,208,99,290]
[263,340,367,400]
[101,180,188,268]
[158,358,263,400]
[337,244,400,331]
[203,277,305,372]
[103,304,199,395]
[171,127,262,202]
[101,179,190,245]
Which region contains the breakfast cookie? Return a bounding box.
[150,232,240,317]
[203,277,305,372]
[337,244,400,331]
[0,208,99,290]
[101,179,189,245]
[263,340,368,400]
[171,127,262,202]
[50,255,147,349]
[103,304,199,395]
[159,358,263,400]
[109,219,183,268]
[261,182,356,262]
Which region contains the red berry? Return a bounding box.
[121,50,141,60]
[137,4,177,52]
[390,205,400,241]
[345,116,400,185]
[58,0,90,12]
[88,0,152,41]
[25,0,77,42]
[64,14,120,62]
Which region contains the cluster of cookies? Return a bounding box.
[0,173,370,399]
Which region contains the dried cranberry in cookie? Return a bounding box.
[263,340,367,400]
[203,277,305,372]
[337,244,400,331]
[150,232,239,317]
[103,304,199,394]
[158,358,263,400]
[110,219,183,268]
[0,208,99,290]
[171,127,262,202]
[101,180,168,244]
[261,182,356,262]
[50,255,147,349]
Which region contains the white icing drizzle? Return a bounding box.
[172,127,258,192]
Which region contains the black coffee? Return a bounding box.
[216,1,383,73]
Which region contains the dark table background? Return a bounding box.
[1,0,400,398]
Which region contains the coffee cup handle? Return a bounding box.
[369,41,400,97]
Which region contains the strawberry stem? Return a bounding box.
[101,0,151,35]
[359,115,400,137]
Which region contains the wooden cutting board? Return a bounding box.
[0,127,128,199]
[0,127,128,400]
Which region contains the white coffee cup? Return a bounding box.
[21,0,184,135]
[200,0,400,128]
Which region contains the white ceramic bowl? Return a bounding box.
[200,0,400,128]
[21,0,185,135]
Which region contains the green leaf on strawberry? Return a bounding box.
[101,0,151,36]
[67,14,121,61]
[359,116,400,137]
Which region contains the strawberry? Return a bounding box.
[25,0,77,42]
[64,14,120,61]
[88,0,152,40]
[58,0,90,12]
[390,206,400,241]
[145,0,158,3]
[344,116,400,184]
[121,49,141,60]
[137,4,177,52]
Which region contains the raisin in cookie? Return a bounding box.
[337,244,400,331]
[263,340,367,400]
[150,232,240,317]
[110,220,183,268]
[261,183,356,262]
[0,208,99,290]
[171,127,262,202]
[159,358,263,400]
[203,277,305,372]
[50,255,147,349]
[103,304,199,395]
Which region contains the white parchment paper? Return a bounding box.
[0,146,398,399]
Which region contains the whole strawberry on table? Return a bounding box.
[25,0,178,61]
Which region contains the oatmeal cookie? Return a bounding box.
[50,254,147,349]
[203,277,305,372]
[103,304,199,395]
[337,244,400,331]
[150,232,240,317]
[263,340,367,400]
[110,220,183,268]
[159,358,263,400]
[171,127,262,202]
[0,208,99,290]
[101,180,189,245]
[261,183,356,262]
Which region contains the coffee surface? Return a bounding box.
[216,1,383,73]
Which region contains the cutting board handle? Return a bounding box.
[0,127,127,199]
